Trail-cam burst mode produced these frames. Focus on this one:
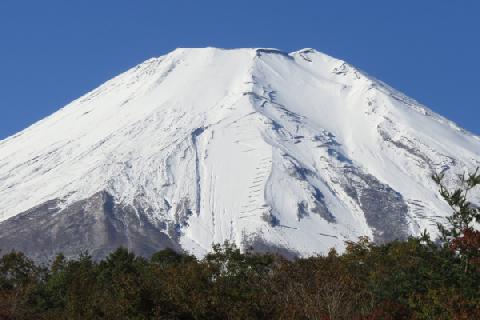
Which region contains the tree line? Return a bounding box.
[0,171,479,319]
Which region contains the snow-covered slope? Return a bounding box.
[1,47,479,259]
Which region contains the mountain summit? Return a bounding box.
[1,48,479,260]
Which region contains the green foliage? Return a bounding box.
[0,169,479,319]
[433,169,480,241]
[0,251,45,319]
[433,168,480,275]
[0,240,479,319]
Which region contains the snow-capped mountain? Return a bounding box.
[1,48,479,260]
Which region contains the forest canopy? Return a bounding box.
[0,170,479,320]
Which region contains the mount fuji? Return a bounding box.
[1,48,479,261]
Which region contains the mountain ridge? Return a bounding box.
[1,47,479,260]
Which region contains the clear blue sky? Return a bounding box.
[1,1,479,139]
